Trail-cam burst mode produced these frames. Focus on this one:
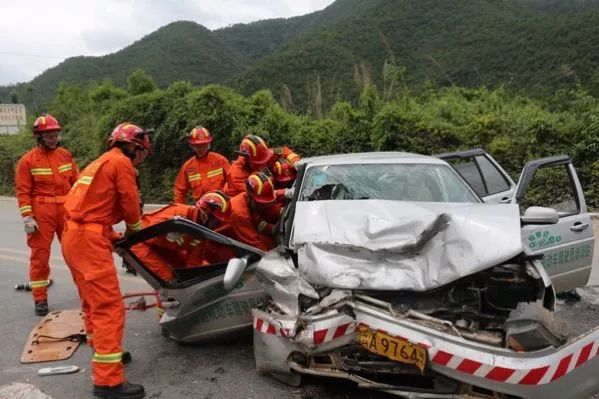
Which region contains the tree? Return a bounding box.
[10,90,18,104]
[127,69,157,96]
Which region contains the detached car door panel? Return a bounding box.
[115,217,266,343]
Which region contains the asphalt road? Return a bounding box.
[0,198,597,399]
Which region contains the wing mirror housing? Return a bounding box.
[223,257,248,291]
[521,206,559,225]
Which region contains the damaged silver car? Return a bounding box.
[244,152,598,399]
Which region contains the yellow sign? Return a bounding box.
[358,328,428,372]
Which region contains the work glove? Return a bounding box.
[23,216,39,234]
[166,232,184,245]
[275,188,294,200]
[284,187,295,199]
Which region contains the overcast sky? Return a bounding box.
[0,0,335,86]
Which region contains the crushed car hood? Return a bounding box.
[292,200,523,291]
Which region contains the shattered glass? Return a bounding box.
[300,163,480,203]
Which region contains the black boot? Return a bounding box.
[34,301,48,316]
[93,382,145,399]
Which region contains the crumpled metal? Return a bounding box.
[292,200,523,291]
[256,249,319,316]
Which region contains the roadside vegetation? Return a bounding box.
[0,69,597,209]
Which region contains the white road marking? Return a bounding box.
[0,252,147,285]
[0,247,65,263]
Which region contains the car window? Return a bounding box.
[447,158,486,197]
[299,163,480,203]
[519,164,579,216]
[475,155,510,195]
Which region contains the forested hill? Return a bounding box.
[232,0,599,111]
[3,0,599,111]
[0,21,248,107]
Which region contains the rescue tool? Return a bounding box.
[38,365,79,376]
[15,278,53,291]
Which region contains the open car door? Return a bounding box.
[513,155,595,292]
[435,148,516,203]
[115,217,266,343]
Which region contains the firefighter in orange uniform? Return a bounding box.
[229,172,278,251]
[130,191,233,283]
[254,157,298,237]
[130,203,202,282]
[224,134,300,197]
[186,191,235,267]
[61,123,150,399]
[173,127,230,204]
[15,114,79,316]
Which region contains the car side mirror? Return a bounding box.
[521,206,559,225]
[223,257,248,291]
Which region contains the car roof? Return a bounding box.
[297,152,448,167]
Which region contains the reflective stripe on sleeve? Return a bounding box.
[58,164,72,173]
[127,221,142,231]
[19,205,32,215]
[74,176,93,187]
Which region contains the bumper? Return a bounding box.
[253,297,599,399]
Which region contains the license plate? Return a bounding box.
[358,329,427,372]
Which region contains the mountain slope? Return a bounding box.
[231,0,599,111]
[1,21,249,107]
[3,0,599,112]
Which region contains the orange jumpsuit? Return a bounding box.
[173,152,230,204]
[229,193,275,252]
[186,224,236,267]
[61,147,142,388]
[224,147,300,197]
[223,156,251,197]
[131,203,200,281]
[15,146,78,303]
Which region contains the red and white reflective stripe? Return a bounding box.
[253,317,290,338]
[313,323,357,345]
[429,339,599,385]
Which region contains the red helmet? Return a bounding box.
[239,135,273,168]
[188,127,212,145]
[246,172,276,204]
[33,114,61,134]
[108,123,152,152]
[272,158,297,183]
[196,190,231,222]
